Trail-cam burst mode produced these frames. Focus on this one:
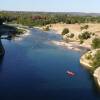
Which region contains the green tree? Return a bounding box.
[43,26,50,31]
[78,31,91,40]
[80,25,89,31]
[79,40,84,44]
[85,53,92,60]
[92,50,100,68]
[91,38,100,49]
[0,17,5,25]
[62,28,69,35]
[69,33,74,38]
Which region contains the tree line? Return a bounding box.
[1,11,100,26]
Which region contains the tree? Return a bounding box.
[43,26,50,31]
[69,33,74,38]
[78,31,91,40]
[91,38,100,49]
[85,53,92,60]
[62,28,69,35]
[80,25,89,31]
[0,18,4,25]
[92,50,100,68]
[79,40,84,44]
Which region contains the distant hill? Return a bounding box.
[65,12,100,16]
[1,10,100,16]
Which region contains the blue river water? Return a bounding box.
[0,29,100,100]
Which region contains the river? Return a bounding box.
[0,29,100,100]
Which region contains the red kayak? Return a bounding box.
[66,70,75,76]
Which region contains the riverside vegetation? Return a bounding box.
[1,11,100,26]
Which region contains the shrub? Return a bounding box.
[91,38,100,49]
[43,26,50,31]
[80,40,84,44]
[91,50,100,68]
[91,32,95,36]
[78,31,91,40]
[62,28,69,35]
[80,25,89,31]
[69,33,74,38]
[85,53,92,60]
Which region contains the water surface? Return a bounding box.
[0,29,100,100]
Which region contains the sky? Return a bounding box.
[0,0,100,13]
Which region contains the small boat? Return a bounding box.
[66,70,75,76]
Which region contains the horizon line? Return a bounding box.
[0,10,100,14]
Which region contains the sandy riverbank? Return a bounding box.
[35,23,100,51]
[51,40,91,51]
[35,24,92,51]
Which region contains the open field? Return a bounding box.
[50,23,100,36]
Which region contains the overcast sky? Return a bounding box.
[0,0,99,13]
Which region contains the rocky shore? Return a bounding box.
[80,49,100,87]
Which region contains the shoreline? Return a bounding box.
[12,25,100,88]
[35,26,91,52]
[51,40,91,52]
[5,24,100,88]
[28,26,100,87]
[13,27,31,41]
[80,50,100,87]
[35,25,100,87]
[35,25,100,88]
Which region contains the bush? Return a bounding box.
[85,53,92,60]
[0,19,3,25]
[91,32,95,36]
[63,35,69,42]
[69,33,74,38]
[91,50,100,68]
[43,26,50,31]
[91,38,100,49]
[80,25,89,31]
[78,31,91,40]
[80,40,84,44]
[62,28,69,35]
